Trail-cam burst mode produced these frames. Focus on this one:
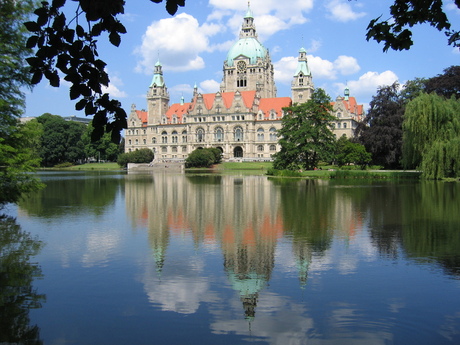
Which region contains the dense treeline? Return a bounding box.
[28,113,125,167]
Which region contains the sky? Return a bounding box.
[24,0,460,119]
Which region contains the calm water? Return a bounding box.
[2,171,460,344]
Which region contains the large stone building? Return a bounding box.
[125,6,364,161]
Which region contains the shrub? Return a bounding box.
[117,149,154,167]
[185,148,222,168]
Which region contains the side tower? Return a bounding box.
[221,4,276,98]
[291,47,314,104]
[147,60,170,125]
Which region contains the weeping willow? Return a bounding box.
[403,93,460,179]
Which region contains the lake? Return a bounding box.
[2,171,460,344]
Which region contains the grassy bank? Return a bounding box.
[60,162,122,170]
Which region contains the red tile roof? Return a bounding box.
[258,97,291,119]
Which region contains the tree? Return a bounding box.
[403,93,460,179]
[425,66,460,99]
[273,88,336,171]
[356,82,404,169]
[361,0,460,51]
[0,0,44,208]
[117,148,154,167]
[82,121,121,161]
[36,114,86,166]
[24,0,185,143]
[335,135,371,169]
[185,148,222,168]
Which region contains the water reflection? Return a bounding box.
[0,215,44,344]
[11,171,460,344]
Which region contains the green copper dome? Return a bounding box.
[226,37,267,67]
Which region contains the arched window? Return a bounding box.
[234,126,243,142]
[269,144,276,151]
[173,115,177,124]
[143,139,146,144]
[215,127,224,142]
[196,128,205,142]
[135,139,139,145]
[182,130,187,143]
[257,128,264,141]
[172,130,178,143]
[161,131,168,143]
[152,137,156,144]
[128,139,132,145]
[257,145,263,152]
[269,127,277,141]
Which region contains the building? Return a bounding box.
[125,5,364,161]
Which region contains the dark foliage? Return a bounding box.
[25,0,185,143]
[425,65,460,99]
[360,0,460,51]
[355,82,404,169]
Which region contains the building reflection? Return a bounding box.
[125,173,368,319]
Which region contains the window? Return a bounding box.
[234,127,243,142]
[257,128,264,141]
[143,139,146,144]
[196,128,205,142]
[161,147,167,153]
[257,145,263,152]
[128,139,132,145]
[269,127,277,141]
[172,146,177,153]
[337,123,341,129]
[343,122,347,129]
[152,137,156,144]
[182,146,187,152]
[161,131,168,143]
[135,139,139,145]
[269,144,276,151]
[182,130,187,143]
[172,131,178,143]
[215,127,224,142]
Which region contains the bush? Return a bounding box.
[117,149,154,167]
[185,148,222,168]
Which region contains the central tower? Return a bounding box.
[220,5,276,98]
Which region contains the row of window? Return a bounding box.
[127,127,278,145]
[156,144,277,154]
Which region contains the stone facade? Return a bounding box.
[125,6,363,161]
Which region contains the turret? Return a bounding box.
[291,47,314,104]
[147,60,170,125]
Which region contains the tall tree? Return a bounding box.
[361,0,460,51]
[335,135,371,169]
[0,0,44,208]
[273,88,336,171]
[356,82,404,169]
[403,93,460,179]
[25,0,185,143]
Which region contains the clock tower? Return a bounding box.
[220,4,276,98]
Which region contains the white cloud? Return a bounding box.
[325,0,366,22]
[102,75,127,98]
[274,54,361,84]
[135,13,223,74]
[333,55,360,75]
[200,79,221,93]
[208,0,314,41]
[333,70,399,101]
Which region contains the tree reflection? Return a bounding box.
[0,215,45,344]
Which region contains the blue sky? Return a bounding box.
[24,0,460,119]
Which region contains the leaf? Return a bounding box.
[109,32,121,47]
[63,29,75,43]
[76,25,85,38]
[24,21,41,32]
[31,71,43,85]
[166,0,178,15]
[69,85,81,100]
[26,35,39,48]
[45,70,60,87]
[52,0,66,8]
[75,98,87,111]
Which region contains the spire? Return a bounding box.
[294,47,311,77]
[240,2,257,39]
[344,85,350,101]
[150,60,165,87]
